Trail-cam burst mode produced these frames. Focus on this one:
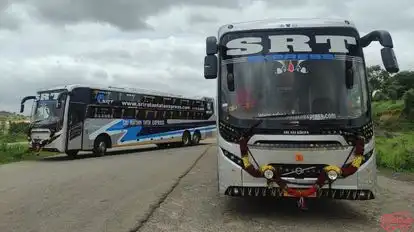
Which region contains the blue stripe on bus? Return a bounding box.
[105,120,216,142]
[247,53,335,62]
[135,126,216,140]
[106,120,143,142]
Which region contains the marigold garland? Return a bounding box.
[239,135,365,198]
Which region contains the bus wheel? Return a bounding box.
[182,131,191,146]
[192,132,201,145]
[93,136,108,156]
[66,150,79,158]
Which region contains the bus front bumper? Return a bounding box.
[217,144,378,200]
[224,186,375,200]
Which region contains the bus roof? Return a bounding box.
[218,17,357,39]
[37,84,214,101]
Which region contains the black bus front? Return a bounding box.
[20,89,69,152]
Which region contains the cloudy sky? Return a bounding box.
[1,0,413,113]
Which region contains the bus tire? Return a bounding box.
[66,150,79,158]
[182,131,191,146]
[191,131,201,145]
[93,135,109,156]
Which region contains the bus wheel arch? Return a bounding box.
[182,130,191,146]
[93,133,111,156]
[192,130,201,145]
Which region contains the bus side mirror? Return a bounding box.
[206,36,218,55]
[381,47,399,73]
[360,30,399,73]
[360,30,394,48]
[20,96,36,113]
[204,55,218,79]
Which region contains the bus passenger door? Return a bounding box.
[66,102,86,151]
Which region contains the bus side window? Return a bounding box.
[154,96,163,105]
[113,107,123,118]
[86,106,96,118]
[164,97,171,105]
[171,110,178,119]
[69,103,86,125]
[146,110,155,120]
[156,110,164,120]
[123,108,135,119]
[95,107,112,118]
[136,110,145,120]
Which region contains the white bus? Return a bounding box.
[20,84,216,157]
[203,18,400,209]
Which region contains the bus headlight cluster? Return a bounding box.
[327,170,339,180]
[261,165,275,180]
[263,169,274,179]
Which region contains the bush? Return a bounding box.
[9,122,30,135]
[376,133,414,171]
[0,140,32,164]
[372,100,414,132]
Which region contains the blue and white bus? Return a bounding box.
[20,84,216,157]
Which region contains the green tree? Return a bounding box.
[366,65,391,97]
[403,88,414,120]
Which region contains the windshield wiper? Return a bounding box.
[240,119,263,138]
[31,119,44,124]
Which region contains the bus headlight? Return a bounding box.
[261,165,275,180]
[327,170,338,180]
[264,169,274,179]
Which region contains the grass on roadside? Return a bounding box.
[375,132,414,172]
[0,141,58,164]
[372,100,414,132]
[372,100,414,172]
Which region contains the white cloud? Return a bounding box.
[0,0,413,113]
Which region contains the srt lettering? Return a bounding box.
[226,35,357,56]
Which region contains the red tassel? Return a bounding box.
[354,138,365,155]
[341,166,358,178]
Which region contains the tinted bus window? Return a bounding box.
[71,87,91,104]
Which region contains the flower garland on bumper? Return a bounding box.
[239,135,366,198]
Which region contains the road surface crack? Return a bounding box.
[128,145,213,232]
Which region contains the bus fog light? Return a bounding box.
[327,170,338,180]
[264,169,274,179]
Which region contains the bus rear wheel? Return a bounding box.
[93,136,109,156]
[182,131,191,146]
[192,132,201,145]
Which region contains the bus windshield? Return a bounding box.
[219,28,370,127]
[32,90,67,124]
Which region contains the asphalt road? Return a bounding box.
[1,140,414,232]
